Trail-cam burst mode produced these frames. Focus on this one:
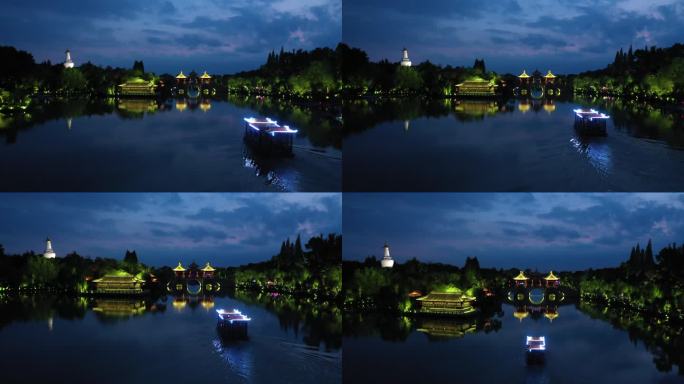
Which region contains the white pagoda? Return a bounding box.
[400,48,412,67]
[381,243,394,268]
[64,49,74,68]
[43,238,56,259]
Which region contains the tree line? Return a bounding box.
[573,43,684,102]
[0,233,342,299]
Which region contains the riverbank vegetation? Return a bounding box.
[343,256,511,313]
[344,239,684,319]
[573,43,684,104]
[570,240,684,319]
[0,233,341,300]
[0,45,343,115]
[233,234,342,299]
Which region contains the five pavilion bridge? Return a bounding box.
[508,270,565,305]
[168,261,220,295]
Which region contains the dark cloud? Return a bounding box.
[1,0,340,73]
[344,193,684,271]
[343,0,684,73]
[0,193,341,266]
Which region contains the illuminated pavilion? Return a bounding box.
[175,71,187,86]
[417,291,476,315]
[455,79,498,97]
[117,78,156,97]
[544,271,560,288]
[517,69,560,97]
[170,261,219,294]
[199,71,212,85]
[513,270,529,287]
[92,272,145,295]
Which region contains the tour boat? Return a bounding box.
[573,108,609,136]
[216,309,251,338]
[243,117,298,155]
[525,336,546,364]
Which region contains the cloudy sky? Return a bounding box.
[0,0,341,73]
[344,193,684,271]
[343,0,684,74]
[0,193,341,267]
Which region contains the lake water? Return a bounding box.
[344,98,684,191]
[0,97,341,191]
[343,303,684,384]
[0,293,341,384]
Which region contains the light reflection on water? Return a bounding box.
[343,303,682,384]
[0,294,340,383]
[0,98,340,192]
[344,98,684,191]
[570,136,612,176]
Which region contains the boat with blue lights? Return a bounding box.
[243,117,298,155]
[526,336,546,364]
[216,309,251,338]
[573,108,609,136]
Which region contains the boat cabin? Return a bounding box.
[243,117,298,155]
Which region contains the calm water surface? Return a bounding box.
[344,98,684,191]
[0,294,341,384]
[344,304,684,384]
[0,98,341,191]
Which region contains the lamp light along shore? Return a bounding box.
[43,238,56,259]
[381,243,394,268]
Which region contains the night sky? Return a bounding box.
[343,0,684,74]
[0,0,341,74]
[0,193,341,267]
[344,193,684,271]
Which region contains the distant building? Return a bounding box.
[170,261,219,293]
[199,71,212,85]
[381,243,394,268]
[117,79,156,97]
[43,238,56,259]
[517,69,560,98]
[416,291,477,315]
[513,270,528,287]
[63,49,74,68]
[543,271,560,288]
[176,71,187,86]
[92,272,145,295]
[400,48,412,67]
[455,79,498,97]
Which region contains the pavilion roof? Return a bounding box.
[176,71,187,79]
[173,262,186,272]
[544,70,556,78]
[513,270,529,280]
[544,271,559,280]
[93,272,144,283]
[416,291,475,302]
[518,70,530,78]
[200,71,212,79]
[201,262,215,272]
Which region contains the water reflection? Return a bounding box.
[344,97,684,191]
[0,293,340,383]
[0,97,340,191]
[570,136,612,176]
[213,338,253,382]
